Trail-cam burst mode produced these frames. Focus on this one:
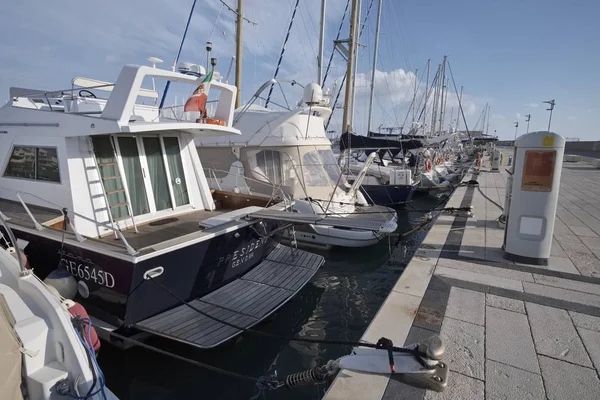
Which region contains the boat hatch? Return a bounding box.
[134,244,324,348]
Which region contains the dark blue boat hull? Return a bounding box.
[360,183,419,208]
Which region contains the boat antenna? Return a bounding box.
[159,0,257,109]
[206,42,213,72]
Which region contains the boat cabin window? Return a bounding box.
[318,149,345,186]
[256,149,282,184]
[3,146,60,183]
[301,151,329,187]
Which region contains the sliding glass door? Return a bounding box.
[117,137,150,216]
[142,137,173,212]
[163,137,189,207]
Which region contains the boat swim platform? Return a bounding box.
[135,244,324,348]
[324,148,600,400]
[248,205,397,232]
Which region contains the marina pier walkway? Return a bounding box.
[324,150,600,400]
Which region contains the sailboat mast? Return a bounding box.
[438,56,447,134]
[456,85,463,131]
[235,0,243,108]
[342,0,360,134]
[424,59,430,134]
[486,105,491,135]
[349,0,362,129]
[367,0,382,134]
[430,65,440,136]
[412,68,418,123]
[317,0,326,85]
[481,102,488,134]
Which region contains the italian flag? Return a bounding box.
[184,70,213,114]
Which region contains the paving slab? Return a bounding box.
[577,328,600,372]
[486,306,540,373]
[439,317,485,380]
[423,371,484,400]
[580,236,600,250]
[526,303,592,367]
[391,259,435,297]
[485,360,545,400]
[569,311,600,331]
[523,282,600,308]
[412,288,449,332]
[444,287,485,326]
[538,355,600,400]
[559,241,600,277]
[533,274,600,295]
[547,256,581,274]
[361,291,422,345]
[437,258,534,282]
[435,266,523,291]
[486,293,525,314]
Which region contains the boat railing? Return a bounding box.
[0,212,26,273]
[4,190,138,256]
[203,166,292,209]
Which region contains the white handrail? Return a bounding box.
[8,191,138,256]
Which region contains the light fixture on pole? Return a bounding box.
[525,114,531,133]
[513,121,519,142]
[543,99,555,131]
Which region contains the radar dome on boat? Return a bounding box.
[178,62,206,77]
[303,83,323,105]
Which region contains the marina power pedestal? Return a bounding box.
[503,132,565,265]
[491,149,502,171]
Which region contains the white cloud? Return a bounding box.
[524,103,539,108]
[493,113,507,120]
[0,0,348,103]
[567,116,577,121]
[516,112,521,119]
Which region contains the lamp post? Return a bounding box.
[543,99,555,131]
[513,121,519,143]
[525,114,531,133]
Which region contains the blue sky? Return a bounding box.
[0,0,597,140]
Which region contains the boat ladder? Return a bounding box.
[87,137,138,237]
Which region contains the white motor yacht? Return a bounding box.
[0,63,324,350]
[196,80,398,249]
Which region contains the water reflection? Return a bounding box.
[99,199,437,399]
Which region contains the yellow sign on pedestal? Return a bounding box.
[542,136,554,147]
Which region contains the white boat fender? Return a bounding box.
[44,265,78,299]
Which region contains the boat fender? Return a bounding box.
[67,302,101,352]
[425,159,433,173]
[44,265,78,299]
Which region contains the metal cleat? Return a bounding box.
[337,335,449,392]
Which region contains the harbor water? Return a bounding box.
[98,196,444,400]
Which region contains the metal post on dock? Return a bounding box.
[543,99,555,131]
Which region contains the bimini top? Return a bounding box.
[195,79,333,148]
[0,65,241,139]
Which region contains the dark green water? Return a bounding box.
[98,196,442,400]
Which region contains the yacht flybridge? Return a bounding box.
[196,80,398,249]
[0,64,324,349]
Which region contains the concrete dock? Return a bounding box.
[325,150,600,400]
